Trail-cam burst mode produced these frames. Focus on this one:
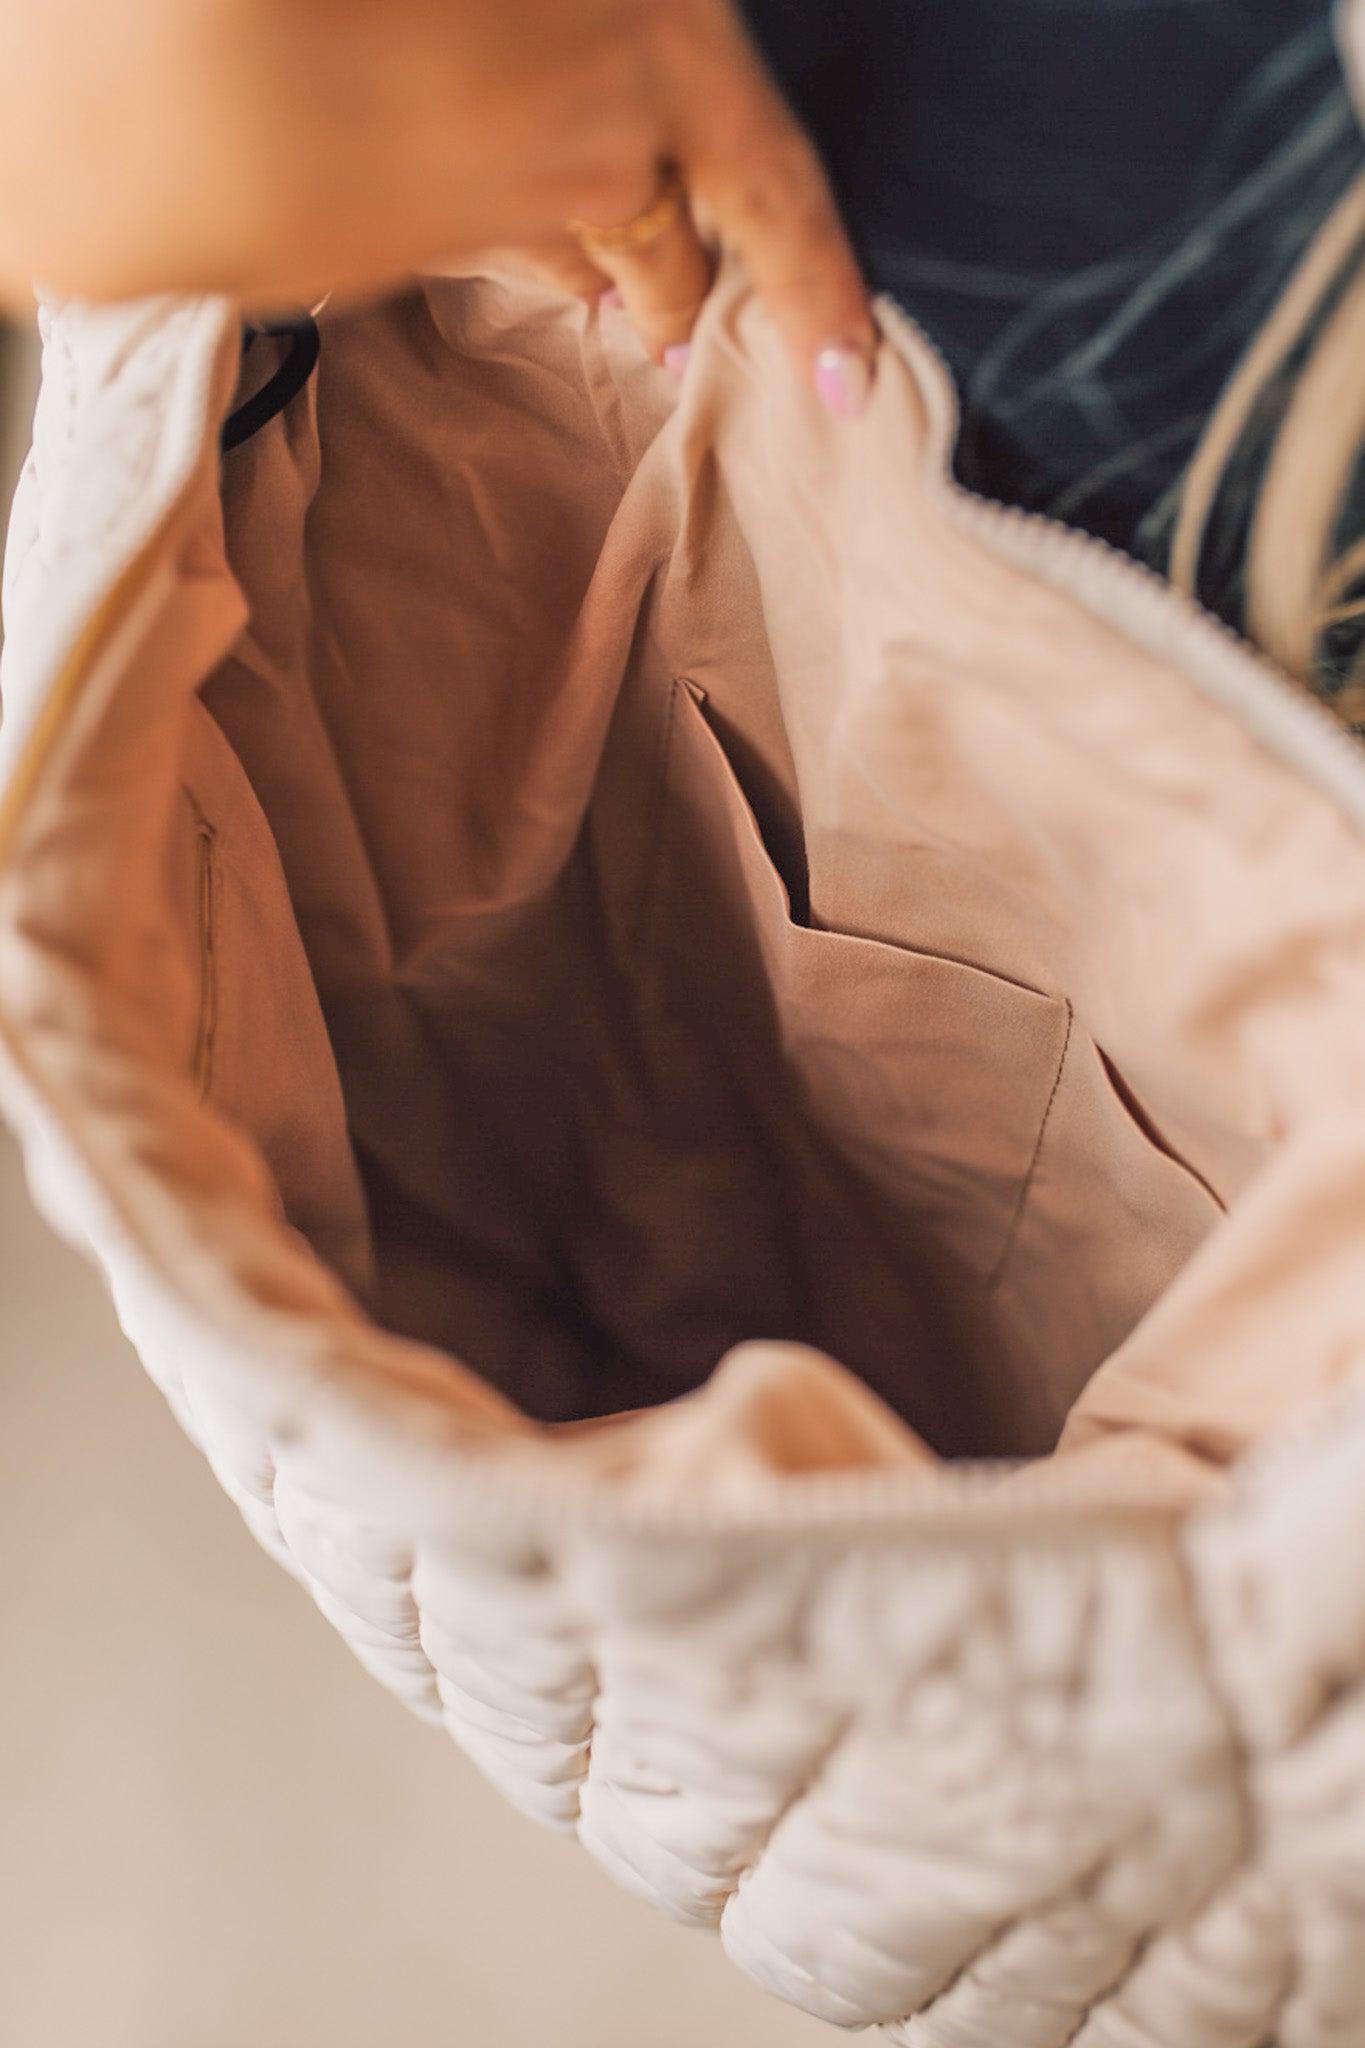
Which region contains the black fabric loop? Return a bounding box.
[220,314,322,455]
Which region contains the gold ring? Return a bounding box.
[569,169,686,254]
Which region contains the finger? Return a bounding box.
[576,181,715,371]
[675,19,875,415]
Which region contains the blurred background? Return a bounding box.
[0,321,823,2048]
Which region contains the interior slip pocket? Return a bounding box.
[655,676,1225,1451]
[660,676,1073,1279]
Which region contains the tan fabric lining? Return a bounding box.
[159,280,1239,1455]
[5,270,1365,1483]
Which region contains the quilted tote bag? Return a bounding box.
[6,264,1365,2047]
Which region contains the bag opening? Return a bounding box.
[5,272,1365,1492]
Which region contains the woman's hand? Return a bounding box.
[0,0,874,412]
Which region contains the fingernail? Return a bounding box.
[600,286,625,309]
[814,344,871,420]
[663,342,691,379]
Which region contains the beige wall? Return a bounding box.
[0,1134,828,2048]
[0,325,822,2045]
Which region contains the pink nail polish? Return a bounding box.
[600,286,625,310]
[815,344,871,420]
[663,342,691,379]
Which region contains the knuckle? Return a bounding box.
[717,166,787,235]
[735,171,832,253]
[707,128,828,228]
[568,157,659,234]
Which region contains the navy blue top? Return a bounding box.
[740,2,1363,633]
